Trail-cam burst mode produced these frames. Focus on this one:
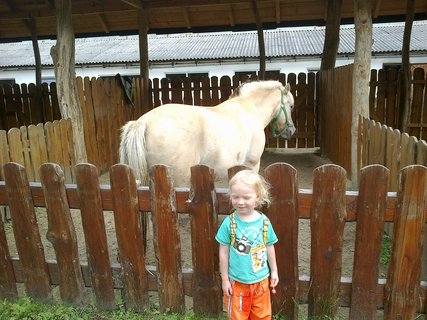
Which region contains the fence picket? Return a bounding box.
[19,126,33,181]
[349,165,388,319]
[385,68,398,128]
[28,124,48,181]
[308,164,347,318]
[75,163,115,310]
[0,207,18,300]
[417,140,427,165]
[150,165,185,313]
[39,163,85,306]
[265,163,299,319]
[187,165,222,316]
[3,162,51,301]
[384,165,427,318]
[385,127,401,191]
[7,128,24,166]
[400,134,418,170]
[0,130,9,179]
[110,164,148,311]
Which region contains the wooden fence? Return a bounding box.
[318,64,354,176]
[0,162,426,319]
[358,116,427,191]
[1,68,426,175]
[0,119,75,183]
[369,67,427,141]
[0,74,318,166]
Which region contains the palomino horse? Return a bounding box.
[119,80,296,187]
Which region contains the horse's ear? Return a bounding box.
[284,83,291,93]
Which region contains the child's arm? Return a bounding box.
[219,244,233,296]
[267,245,279,290]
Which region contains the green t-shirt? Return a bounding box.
[215,211,278,284]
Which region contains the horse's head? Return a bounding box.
[271,83,296,140]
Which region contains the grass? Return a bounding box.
[380,233,392,274]
[0,298,226,320]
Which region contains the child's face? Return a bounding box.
[230,182,260,217]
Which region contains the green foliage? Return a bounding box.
[380,234,392,269]
[0,298,226,320]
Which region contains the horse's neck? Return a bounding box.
[236,91,279,128]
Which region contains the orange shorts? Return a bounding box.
[224,278,271,320]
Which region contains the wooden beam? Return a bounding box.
[142,0,257,8]
[373,0,383,18]
[275,0,281,24]
[228,4,235,26]
[96,13,111,33]
[182,7,192,29]
[44,0,55,10]
[120,0,142,9]
[4,0,16,11]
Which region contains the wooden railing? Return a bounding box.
[0,162,426,319]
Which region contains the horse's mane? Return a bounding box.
[229,80,284,99]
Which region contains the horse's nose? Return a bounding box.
[282,125,296,140]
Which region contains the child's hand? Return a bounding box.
[270,271,279,294]
[222,279,233,296]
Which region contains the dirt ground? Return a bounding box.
[4,148,361,317]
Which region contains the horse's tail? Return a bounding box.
[119,119,149,184]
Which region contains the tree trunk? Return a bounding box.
[50,0,87,164]
[251,0,265,80]
[352,0,372,184]
[320,0,343,71]
[399,0,415,133]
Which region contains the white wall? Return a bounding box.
[1,55,426,85]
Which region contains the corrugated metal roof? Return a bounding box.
[0,21,426,68]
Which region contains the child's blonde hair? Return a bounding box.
[229,169,271,207]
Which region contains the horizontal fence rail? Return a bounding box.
[0,162,426,319]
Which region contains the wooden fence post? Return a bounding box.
[0,197,18,301]
[350,165,389,319]
[308,164,347,318]
[265,163,299,319]
[384,165,427,318]
[110,164,148,311]
[150,165,185,313]
[187,165,222,317]
[40,163,85,306]
[75,163,115,310]
[3,162,51,302]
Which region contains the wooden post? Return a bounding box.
[251,0,265,80]
[51,0,87,164]
[40,163,85,306]
[139,7,150,115]
[352,0,372,185]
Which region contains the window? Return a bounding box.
[166,73,208,81]
[383,63,401,71]
[165,73,187,81]
[42,77,56,85]
[264,70,281,80]
[235,71,257,81]
[187,73,208,80]
[0,79,15,86]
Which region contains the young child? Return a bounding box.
[215,169,279,320]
